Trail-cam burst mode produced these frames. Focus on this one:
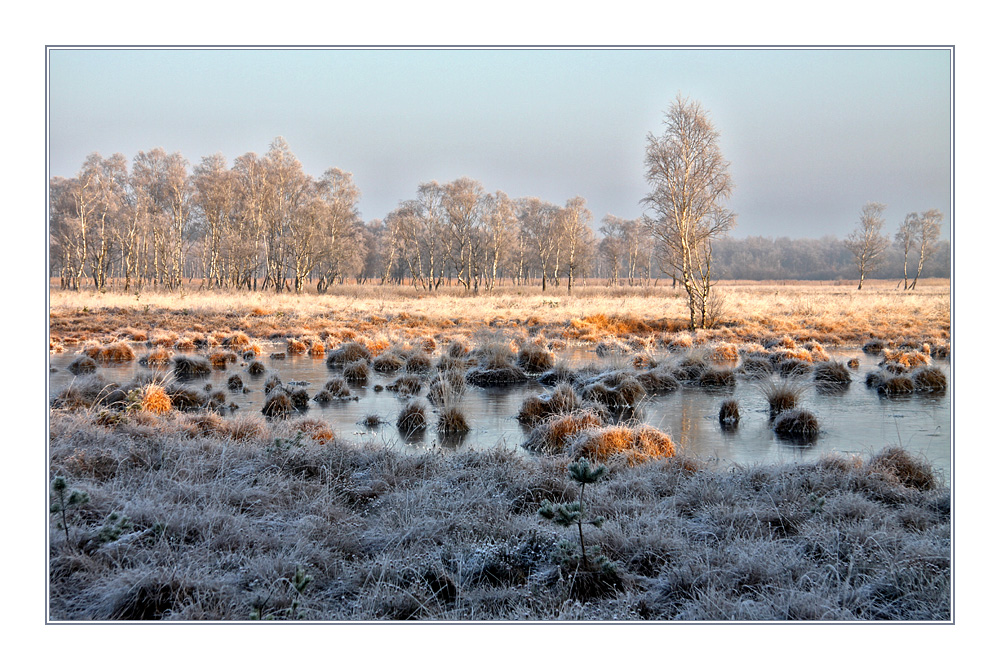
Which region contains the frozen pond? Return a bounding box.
[49,345,952,486]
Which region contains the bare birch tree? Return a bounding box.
[895,212,919,290]
[559,196,593,294]
[642,95,736,328]
[909,208,943,290]
[845,201,889,290]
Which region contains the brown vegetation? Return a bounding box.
[571,425,676,465]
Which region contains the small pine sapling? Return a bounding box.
[539,457,607,570]
[250,566,314,620]
[50,476,89,544]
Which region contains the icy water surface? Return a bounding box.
[49,346,952,486]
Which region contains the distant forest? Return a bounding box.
[708,235,949,282]
[48,139,949,291]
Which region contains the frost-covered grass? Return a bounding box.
[49,408,950,621]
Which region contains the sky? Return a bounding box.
[47,47,951,240]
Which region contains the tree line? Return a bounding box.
[49,135,948,295]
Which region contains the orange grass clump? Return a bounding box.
[709,343,739,363]
[140,385,172,414]
[571,425,676,465]
[523,410,605,455]
[882,349,931,369]
[291,418,335,444]
[287,339,308,355]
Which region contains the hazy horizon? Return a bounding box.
[48,47,952,239]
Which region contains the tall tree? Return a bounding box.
[558,196,594,294]
[480,190,518,291]
[909,208,943,290]
[895,212,920,290]
[642,95,736,328]
[845,201,890,290]
[442,177,485,291]
[192,154,237,288]
[599,215,627,286]
[518,197,559,291]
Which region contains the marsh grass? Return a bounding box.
[173,355,212,380]
[759,377,805,420]
[396,399,429,435]
[813,360,852,386]
[48,409,950,621]
[772,408,820,440]
[719,399,740,426]
[570,425,676,465]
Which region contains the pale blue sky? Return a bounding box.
[48,48,951,238]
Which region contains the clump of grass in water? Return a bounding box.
[388,373,423,396]
[174,355,212,379]
[437,406,470,434]
[396,399,428,435]
[428,370,467,405]
[759,377,805,420]
[372,350,405,373]
[404,352,432,374]
[68,355,97,375]
[814,360,852,387]
[772,408,820,440]
[326,341,372,368]
[247,360,266,377]
[523,410,606,455]
[877,375,916,396]
[737,354,773,379]
[635,367,680,394]
[912,367,947,393]
[719,398,740,426]
[517,383,585,426]
[262,388,294,419]
[698,367,735,388]
[343,359,371,385]
[517,342,554,373]
[580,370,646,408]
[570,425,676,465]
[227,374,244,392]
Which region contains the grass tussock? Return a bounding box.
[698,367,736,388]
[261,388,294,419]
[737,354,774,379]
[912,367,948,393]
[343,360,371,385]
[760,378,804,419]
[396,399,428,435]
[635,368,680,394]
[882,349,931,369]
[517,343,555,373]
[773,408,820,440]
[387,374,423,397]
[437,406,470,434]
[140,384,172,414]
[570,425,676,465]
[580,370,647,408]
[427,370,467,406]
[719,399,740,425]
[68,355,98,376]
[517,383,585,427]
[523,410,606,455]
[327,341,372,368]
[173,355,212,380]
[813,361,852,386]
